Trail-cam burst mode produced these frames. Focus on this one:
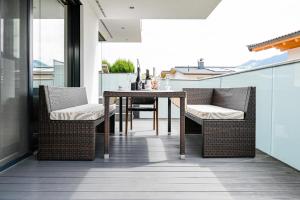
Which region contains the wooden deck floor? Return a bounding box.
[0,119,300,200]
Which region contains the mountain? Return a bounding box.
[239,53,288,70]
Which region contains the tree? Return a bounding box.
[102,60,111,68]
[110,59,135,73]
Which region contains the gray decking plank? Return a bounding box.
[5,165,295,173]
[2,176,300,184]
[1,183,300,192]
[1,191,300,200]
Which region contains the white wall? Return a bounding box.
[287,47,300,61]
[80,0,101,103]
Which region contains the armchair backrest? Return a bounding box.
[40,85,88,112]
[130,82,155,105]
[212,87,252,112]
[183,88,213,105]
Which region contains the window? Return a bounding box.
[33,0,65,89]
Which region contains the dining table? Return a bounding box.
[103,90,186,159]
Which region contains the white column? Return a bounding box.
[80,0,100,103]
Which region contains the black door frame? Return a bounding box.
[27,0,34,152]
[66,0,82,87]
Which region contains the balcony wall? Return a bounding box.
[99,60,300,170]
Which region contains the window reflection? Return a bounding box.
[33,0,65,89]
[0,0,29,163]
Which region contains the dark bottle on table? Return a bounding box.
[144,69,151,87]
[145,69,150,80]
[135,66,142,90]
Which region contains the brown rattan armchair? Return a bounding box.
[183,87,256,158]
[38,85,116,160]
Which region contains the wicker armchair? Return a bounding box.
[183,87,256,158]
[38,85,115,160]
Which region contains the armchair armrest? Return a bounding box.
[183,88,213,105]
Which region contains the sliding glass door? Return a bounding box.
[0,0,29,168]
[0,0,82,168]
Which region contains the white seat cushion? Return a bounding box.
[50,104,116,121]
[186,105,244,120]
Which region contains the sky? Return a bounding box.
[101,0,300,72]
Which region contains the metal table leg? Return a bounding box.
[179,97,186,159]
[168,97,171,135]
[119,97,123,134]
[156,97,159,136]
[104,96,110,159]
[125,97,129,136]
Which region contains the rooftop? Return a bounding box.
[175,66,236,75]
[247,30,300,52]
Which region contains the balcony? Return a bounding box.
[1,0,300,199]
[2,60,300,199]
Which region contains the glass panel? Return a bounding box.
[33,0,65,89]
[0,0,29,166]
[272,62,300,169]
[221,69,273,154]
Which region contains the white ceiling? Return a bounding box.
[96,0,221,19]
[91,0,221,42]
[99,19,142,42]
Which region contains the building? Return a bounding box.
[32,60,54,88]
[170,59,236,80]
[53,59,65,87]
[248,30,300,61]
[32,60,65,88]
